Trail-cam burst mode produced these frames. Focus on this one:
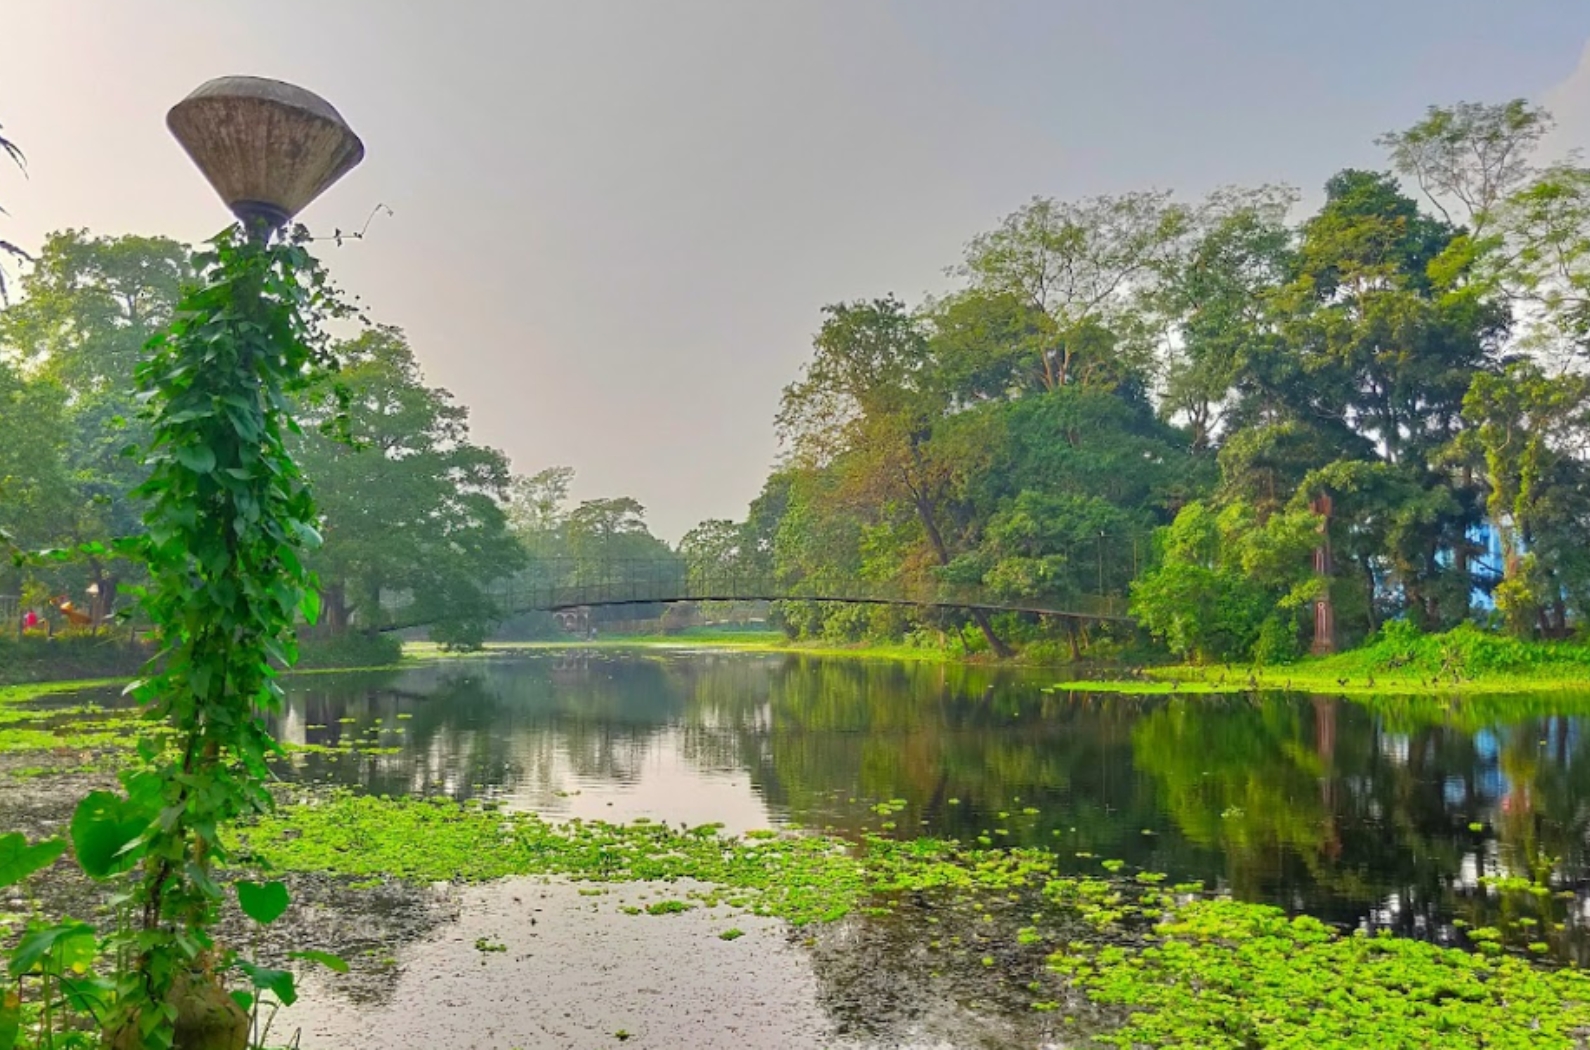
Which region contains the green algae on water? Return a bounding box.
[1052,898,1590,1049]
[231,792,1590,1049]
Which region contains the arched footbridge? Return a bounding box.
[376,559,1131,633]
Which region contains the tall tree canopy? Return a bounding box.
[294,326,524,648]
[695,96,1590,659]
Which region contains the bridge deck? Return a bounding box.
[377,569,1129,632]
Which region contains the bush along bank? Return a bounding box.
[0,633,148,687]
[1050,622,1590,696]
[0,630,404,689]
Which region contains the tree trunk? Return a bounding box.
[1309,495,1336,655]
[909,487,1012,658]
[322,581,351,637]
[1361,555,1378,635]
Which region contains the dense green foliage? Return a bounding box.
[685,99,1590,663]
[0,229,362,1050]
[0,237,522,649]
[292,326,522,648]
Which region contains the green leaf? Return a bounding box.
[174,444,217,474]
[7,922,95,978]
[236,961,296,1007]
[0,834,65,888]
[70,791,151,879]
[300,587,322,626]
[288,949,349,974]
[0,990,18,1050]
[59,975,115,1018]
[236,880,290,925]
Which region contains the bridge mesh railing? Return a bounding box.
[477,559,1129,622]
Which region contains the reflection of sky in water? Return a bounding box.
[271,656,1590,964]
[498,728,774,833]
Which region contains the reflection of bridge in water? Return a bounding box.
[379,558,1131,633]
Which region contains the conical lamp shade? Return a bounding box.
[168,76,364,228]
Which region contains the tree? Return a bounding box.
[1131,500,1319,663]
[295,326,523,646]
[1460,363,1590,636]
[1237,170,1508,631]
[1483,164,1590,361]
[678,517,758,623]
[0,359,71,601]
[1377,100,1552,234]
[2,230,192,396]
[0,231,193,624]
[957,192,1188,392]
[678,518,747,581]
[507,465,575,550]
[778,297,1013,654]
[1150,186,1297,452]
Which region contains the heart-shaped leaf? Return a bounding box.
[236,880,290,926]
[236,961,296,1007]
[70,792,151,879]
[7,922,96,978]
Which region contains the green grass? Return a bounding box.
[445,630,972,665]
[1055,624,1590,697]
[0,678,128,705]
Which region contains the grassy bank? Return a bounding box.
[0,634,148,687]
[443,627,994,665]
[1052,623,1590,696]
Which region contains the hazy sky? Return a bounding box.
[7,2,1590,540]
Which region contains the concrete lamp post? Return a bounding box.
[112,77,364,1050]
[167,75,364,237]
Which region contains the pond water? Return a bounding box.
[272,651,1590,963]
[24,649,1590,1047]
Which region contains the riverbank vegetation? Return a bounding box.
[675,99,1590,670]
[0,236,526,651]
[13,102,1590,678]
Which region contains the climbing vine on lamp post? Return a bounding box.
[100,224,349,1048]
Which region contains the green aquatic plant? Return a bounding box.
[1050,898,1590,1049]
[228,789,1590,1048]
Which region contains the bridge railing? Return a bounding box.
[482,560,1129,621]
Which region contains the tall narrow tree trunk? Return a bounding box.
[911,493,1012,658]
[322,581,350,637]
[1309,495,1336,655]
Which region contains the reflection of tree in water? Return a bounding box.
[276,657,1590,963]
[1131,691,1590,962]
[684,656,1172,859]
[276,656,694,800]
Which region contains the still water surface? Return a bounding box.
[274,649,1590,967]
